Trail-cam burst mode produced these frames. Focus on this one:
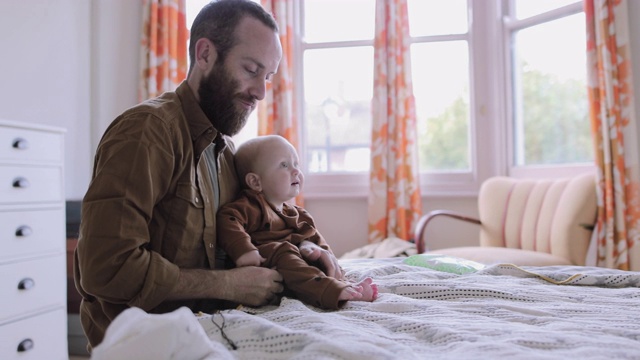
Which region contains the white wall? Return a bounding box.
[0,0,140,200]
[0,0,91,200]
[1,1,639,256]
[90,0,142,158]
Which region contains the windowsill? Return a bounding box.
[509,163,596,178]
[302,164,596,200]
[303,171,482,199]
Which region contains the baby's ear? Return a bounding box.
[245,173,262,191]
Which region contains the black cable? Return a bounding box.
[210,312,238,350]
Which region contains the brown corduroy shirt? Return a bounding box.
[73,81,239,349]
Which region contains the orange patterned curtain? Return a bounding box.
[139,0,189,101]
[368,0,422,244]
[585,0,640,270]
[259,0,302,205]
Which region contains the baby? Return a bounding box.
[217,135,377,309]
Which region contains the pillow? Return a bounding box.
[403,253,486,274]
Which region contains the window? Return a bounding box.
[302,0,375,175]
[300,0,478,195]
[299,0,591,194]
[409,0,470,173]
[505,0,591,177]
[302,0,472,174]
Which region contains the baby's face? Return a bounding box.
[256,138,304,205]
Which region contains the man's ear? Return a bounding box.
[194,38,217,71]
[245,173,262,192]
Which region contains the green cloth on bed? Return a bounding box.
[403,254,486,274]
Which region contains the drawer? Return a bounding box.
[0,255,66,322]
[0,165,63,204]
[0,208,65,261]
[0,126,63,163]
[0,308,67,360]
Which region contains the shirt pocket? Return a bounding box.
[175,182,204,209]
[163,183,206,267]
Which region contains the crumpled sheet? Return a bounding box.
[91,306,226,360]
[339,237,417,259]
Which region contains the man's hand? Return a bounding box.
[299,240,344,280]
[221,266,283,306]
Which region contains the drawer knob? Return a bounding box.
[17,338,34,352]
[12,137,29,150]
[12,177,30,188]
[16,225,33,237]
[18,278,35,290]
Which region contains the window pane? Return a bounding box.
[304,0,375,43]
[412,41,470,172]
[304,47,373,173]
[514,0,579,19]
[408,0,468,37]
[512,13,591,165]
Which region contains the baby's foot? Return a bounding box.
[357,277,378,301]
[338,277,378,302]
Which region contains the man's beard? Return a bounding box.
[198,63,254,137]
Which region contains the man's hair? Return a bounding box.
[188,0,279,72]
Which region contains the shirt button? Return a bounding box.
[195,197,199,203]
[209,243,214,248]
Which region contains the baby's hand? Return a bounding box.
[235,250,265,267]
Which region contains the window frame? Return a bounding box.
[295,0,376,198]
[502,0,595,179]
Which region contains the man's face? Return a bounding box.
[198,61,249,137]
[198,16,282,136]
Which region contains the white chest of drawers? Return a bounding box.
[0,119,67,359]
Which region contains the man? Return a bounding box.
[74,0,341,350]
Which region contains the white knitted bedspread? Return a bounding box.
[92,258,640,360]
[197,258,640,360]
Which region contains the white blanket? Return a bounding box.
[93,258,640,359]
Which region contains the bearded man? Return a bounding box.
[74,0,342,351]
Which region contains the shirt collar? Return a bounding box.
[176,81,218,143]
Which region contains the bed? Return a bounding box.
[91,257,640,359]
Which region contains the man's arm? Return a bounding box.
[167,266,283,306]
